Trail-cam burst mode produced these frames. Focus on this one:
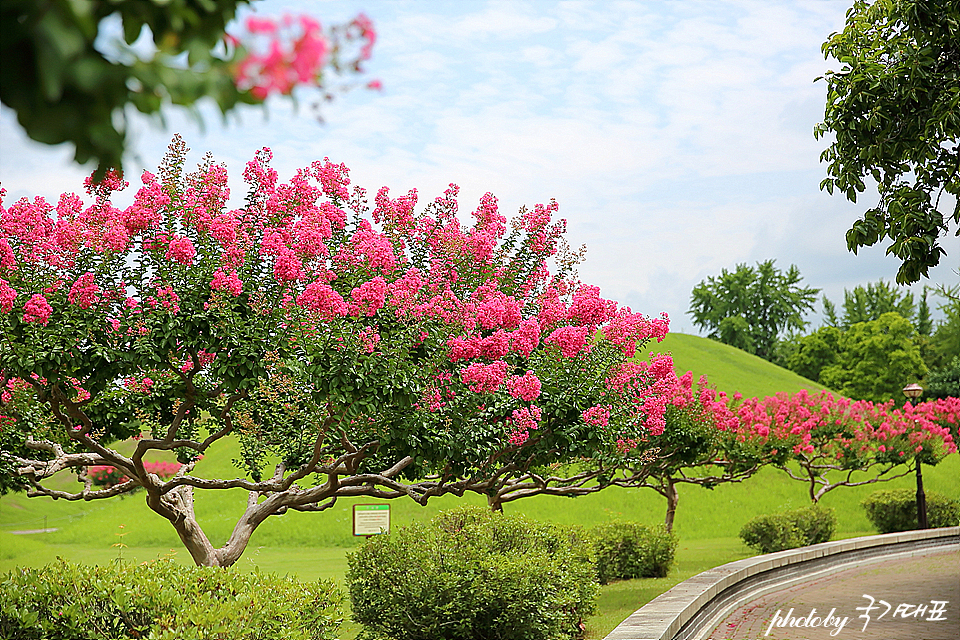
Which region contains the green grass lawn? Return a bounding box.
[1,333,954,639]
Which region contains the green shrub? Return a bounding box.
[590,521,677,584]
[0,557,342,640]
[861,488,960,533]
[739,505,836,554]
[346,506,598,640]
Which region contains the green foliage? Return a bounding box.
[836,280,915,328]
[0,0,257,175]
[819,312,927,402]
[925,356,960,400]
[930,289,960,368]
[815,0,960,284]
[861,488,960,533]
[590,521,677,584]
[0,557,343,640]
[916,290,933,337]
[688,260,819,361]
[346,506,598,640]
[739,505,837,554]
[781,326,842,383]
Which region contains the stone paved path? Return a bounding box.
[705,547,959,640]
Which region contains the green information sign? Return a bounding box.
[353,504,390,536]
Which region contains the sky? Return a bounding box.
[1,0,957,335]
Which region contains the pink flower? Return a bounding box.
[460,360,509,394]
[22,294,52,325]
[478,330,510,359]
[506,406,542,446]
[273,248,305,282]
[67,272,100,309]
[448,336,479,362]
[0,279,16,314]
[165,235,196,266]
[545,325,589,358]
[211,268,243,296]
[297,281,348,318]
[510,319,540,357]
[567,284,614,326]
[582,405,610,427]
[349,277,387,316]
[506,371,542,402]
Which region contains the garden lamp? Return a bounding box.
[903,382,927,529]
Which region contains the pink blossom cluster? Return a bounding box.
[67,272,100,309]
[88,461,182,488]
[734,390,958,459]
[507,405,542,446]
[232,13,377,100]
[506,371,542,401]
[460,361,510,395]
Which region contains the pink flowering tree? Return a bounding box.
[2,5,378,176]
[620,371,788,532]
[0,136,674,567]
[735,390,957,503]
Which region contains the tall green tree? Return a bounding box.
[819,312,927,402]
[688,260,819,361]
[835,280,916,328]
[783,326,843,383]
[815,0,960,284]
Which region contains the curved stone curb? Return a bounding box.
[603,526,960,640]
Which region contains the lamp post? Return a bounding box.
[903,383,927,530]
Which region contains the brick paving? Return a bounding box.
[705,547,959,640]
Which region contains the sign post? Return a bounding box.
[353,504,390,538]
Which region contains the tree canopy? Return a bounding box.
[822,279,916,329]
[688,260,819,361]
[815,0,960,284]
[819,312,927,403]
[0,138,673,566]
[0,1,376,176]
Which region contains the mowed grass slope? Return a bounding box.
[1,332,956,639]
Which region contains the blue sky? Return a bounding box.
[1,0,956,333]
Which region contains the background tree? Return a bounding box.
[925,357,960,400]
[0,139,673,568]
[835,279,915,328]
[0,1,377,176]
[929,286,960,367]
[819,312,927,402]
[688,260,819,361]
[815,0,960,284]
[781,326,842,384]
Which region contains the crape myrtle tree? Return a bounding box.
[735,390,957,503]
[0,137,674,568]
[623,372,787,532]
[0,2,379,176]
[815,0,960,284]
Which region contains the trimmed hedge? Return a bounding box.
[0,558,342,640]
[739,505,836,554]
[347,506,598,640]
[861,488,960,533]
[591,521,677,584]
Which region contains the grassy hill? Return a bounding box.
[643,332,828,398]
